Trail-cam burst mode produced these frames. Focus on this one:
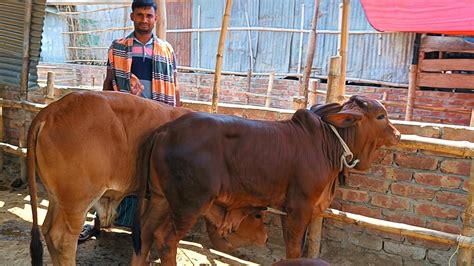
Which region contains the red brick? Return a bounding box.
[374,149,394,165]
[414,173,463,189]
[440,160,471,176]
[435,191,467,207]
[341,204,382,218]
[384,212,426,227]
[463,179,469,192]
[394,153,438,170]
[391,183,436,200]
[370,194,410,210]
[335,188,369,203]
[390,168,413,181]
[346,174,390,193]
[414,203,461,219]
[426,221,461,235]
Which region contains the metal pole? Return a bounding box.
[297,4,305,74]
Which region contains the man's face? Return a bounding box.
[130,6,156,34]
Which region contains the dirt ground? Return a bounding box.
[0,176,393,266]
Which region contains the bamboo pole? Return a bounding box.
[265,71,275,108]
[405,65,417,121]
[0,143,27,157]
[337,0,350,95]
[308,79,318,106]
[405,34,422,121]
[0,99,46,113]
[399,134,474,157]
[457,114,474,265]
[325,56,342,104]
[45,72,55,104]
[300,0,320,108]
[156,0,167,40]
[322,208,474,249]
[62,26,387,35]
[307,216,323,258]
[210,0,233,114]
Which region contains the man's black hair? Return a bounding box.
[132,0,157,11]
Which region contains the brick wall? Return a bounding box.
[37,63,474,126]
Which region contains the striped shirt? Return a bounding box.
[107,32,177,106]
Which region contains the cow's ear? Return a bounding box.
[322,110,363,128]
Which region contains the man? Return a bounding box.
[79,0,180,241]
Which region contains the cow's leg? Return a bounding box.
[131,194,169,266]
[156,199,214,266]
[283,202,314,259]
[42,203,88,266]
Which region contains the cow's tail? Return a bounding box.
[132,130,159,256]
[27,119,44,266]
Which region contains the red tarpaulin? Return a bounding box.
[360,0,474,36]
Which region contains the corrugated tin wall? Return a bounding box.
[191,0,415,84]
[0,0,46,88]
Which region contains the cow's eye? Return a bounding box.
[255,214,262,219]
[376,114,385,120]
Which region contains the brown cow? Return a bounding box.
[27,91,267,265]
[27,91,191,265]
[131,95,400,266]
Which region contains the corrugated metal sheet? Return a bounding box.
[0,0,46,88]
[192,0,414,84]
[166,0,193,67]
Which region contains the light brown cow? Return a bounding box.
[27,91,270,265]
[27,91,191,266]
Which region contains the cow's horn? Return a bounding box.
[266,207,287,215]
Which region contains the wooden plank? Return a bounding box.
[419,59,474,72]
[0,142,27,157]
[418,72,474,89]
[421,36,474,53]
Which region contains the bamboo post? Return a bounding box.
[19,122,27,183]
[325,56,342,104]
[245,11,253,100]
[156,0,167,40]
[45,71,55,105]
[300,0,320,108]
[308,79,318,106]
[91,75,96,87]
[265,71,275,108]
[405,34,422,121]
[210,0,233,114]
[457,113,474,265]
[307,216,323,257]
[337,0,350,95]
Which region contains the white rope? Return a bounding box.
[449,235,464,266]
[329,125,360,171]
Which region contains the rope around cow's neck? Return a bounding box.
[329,125,360,171]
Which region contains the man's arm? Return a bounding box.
[103,68,114,91]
